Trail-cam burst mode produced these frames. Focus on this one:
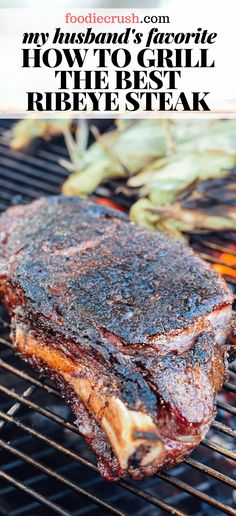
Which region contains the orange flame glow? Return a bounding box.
[94,197,126,213]
[213,264,236,279]
[218,253,236,267]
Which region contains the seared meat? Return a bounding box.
[0,196,234,480]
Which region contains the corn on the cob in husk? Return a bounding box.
[61,119,218,196]
[10,119,72,150]
[130,198,236,240]
[9,118,236,239]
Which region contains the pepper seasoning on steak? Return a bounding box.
[0,196,234,480]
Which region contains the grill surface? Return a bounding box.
[0,120,235,515]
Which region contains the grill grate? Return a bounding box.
[0,121,235,515]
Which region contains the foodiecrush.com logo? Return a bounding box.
[64,12,170,25]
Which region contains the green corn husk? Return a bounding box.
[130,198,236,239]
[127,121,236,238]
[128,152,236,206]
[10,119,72,150]
[62,119,217,196]
[9,117,236,239]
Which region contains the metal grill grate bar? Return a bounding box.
[0,470,71,516]
[0,141,69,178]
[211,420,236,439]
[0,167,60,194]
[0,358,61,398]
[0,383,90,436]
[202,439,236,461]
[0,384,35,431]
[184,457,236,488]
[0,440,125,516]
[0,410,186,516]
[156,472,236,516]
[217,399,236,416]
[0,176,48,199]
[0,173,60,198]
[223,382,236,393]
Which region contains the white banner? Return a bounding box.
[0,3,235,117]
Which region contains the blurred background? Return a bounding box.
[0,1,165,7]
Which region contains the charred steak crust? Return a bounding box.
[0,196,234,480]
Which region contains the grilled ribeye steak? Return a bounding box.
[0,196,234,480]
